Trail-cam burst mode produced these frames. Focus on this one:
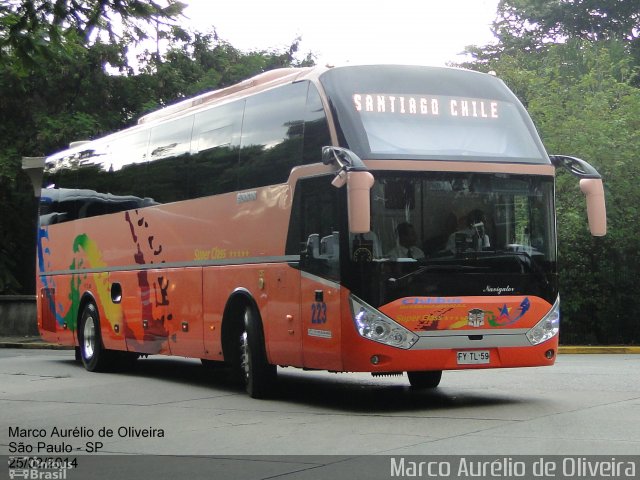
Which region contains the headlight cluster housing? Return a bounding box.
[350,295,418,349]
[526,296,560,345]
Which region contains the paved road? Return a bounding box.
[1,349,639,478]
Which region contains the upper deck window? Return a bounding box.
[320,66,549,164]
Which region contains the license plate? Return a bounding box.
[457,350,490,365]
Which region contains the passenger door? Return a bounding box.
[293,176,344,370]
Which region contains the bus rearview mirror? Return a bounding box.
[347,171,375,234]
[580,178,607,236]
[550,155,607,237]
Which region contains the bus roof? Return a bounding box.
[137,67,317,125]
[46,64,511,163]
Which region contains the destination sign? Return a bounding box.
[353,94,499,119]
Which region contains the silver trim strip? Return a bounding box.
[416,328,530,337]
[40,255,301,277]
[412,332,531,349]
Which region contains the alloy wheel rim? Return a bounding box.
[240,330,249,382]
[83,316,96,359]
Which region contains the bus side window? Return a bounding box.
[145,115,194,203]
[238,82,307,190]
[303,83,332,164]
[109,130,151,201]
[190,100,244,197]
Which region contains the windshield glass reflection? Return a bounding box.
[350,172,556,269]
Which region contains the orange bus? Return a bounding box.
[37,65,606,398]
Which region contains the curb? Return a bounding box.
[558,346,640,354]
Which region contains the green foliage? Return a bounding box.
[465,5,640,344]
[525,43,639,344]
[0,0,186,71]
[494,0,640,44]
[0,1,314,295]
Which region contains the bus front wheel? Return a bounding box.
[407,370,442,389]
[239,306,277,398]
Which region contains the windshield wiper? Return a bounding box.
[495,249,550,286]
[387,264,488,289]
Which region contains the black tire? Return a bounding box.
[407,370,442,389]
[78,303,111,372]
[239,306,277,398]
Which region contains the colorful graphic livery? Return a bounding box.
[36,65,607,397]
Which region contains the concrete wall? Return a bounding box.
[0,295,38,336]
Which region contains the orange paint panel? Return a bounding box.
[262,267,303,367]
[162,268,204,358]
[202,264,271,361]
[40,184,293,272]
[339,330,558,373]
[380,295,551,331]
[38,181,295,356]
[114,271,170,355]
[301,275,342,371]
[202,268,225,360]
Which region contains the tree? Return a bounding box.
[0,2,315,294]
[469,0,640,72]
[463,1,640,343]
[494,0,640,44]
[0,0,186,71]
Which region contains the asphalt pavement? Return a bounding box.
[2,343,639,479]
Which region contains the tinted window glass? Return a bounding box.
[191,100,244,196]
[40,138,153,224]
[238,82,307,189]
[287,175,342,281]
[108,130,150,200]
[41,79,329,223]
[303,84,332,164]
[149,116,193,161]
[320,65,549,163]
[146,116,194,203]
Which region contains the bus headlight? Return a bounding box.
[350,295,418,349]
[526,297,560,345]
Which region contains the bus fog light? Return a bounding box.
[350,295,418,349]
[545,349,555,359]
[527,297,560,345]
[371,355,380,365]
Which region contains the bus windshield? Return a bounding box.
[372,172,555,261]
[346,171,557,305]
[320,65,548,163]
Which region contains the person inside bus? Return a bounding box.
[386,222,425,260]
[446,209,490,253]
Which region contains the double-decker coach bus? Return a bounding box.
[37,65,606,398]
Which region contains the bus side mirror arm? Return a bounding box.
[550,155,607,236]
[322,146,374,234]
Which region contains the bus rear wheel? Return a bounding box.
[78,303,110,372]
[239,306,277,399]
[407,370,442,389]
